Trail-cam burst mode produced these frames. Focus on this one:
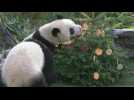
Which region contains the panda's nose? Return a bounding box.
[75,25,82,37]
[78,25,82,33]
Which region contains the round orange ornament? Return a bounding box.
[93,72,100,80]
[95,48,103,56]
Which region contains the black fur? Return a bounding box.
[51,28,60,37]
[26,30,57,86]
[70,28,75,35]
[32,30,56,53]
[30,73,48,87]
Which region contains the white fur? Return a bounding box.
[2,42,44,87]
[24,19,81,45]
[39,19,81,45]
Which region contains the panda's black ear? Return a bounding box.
[56,15,63,19]
[51,28,61,37]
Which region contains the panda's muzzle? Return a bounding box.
[73,25,82,37]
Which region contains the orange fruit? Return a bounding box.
[93,72,100,80]
[95,48,103,56]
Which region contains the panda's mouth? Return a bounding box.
[62,40,73,45]
[56,40,74,49]
[71,34,81,40]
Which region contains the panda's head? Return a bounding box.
[39,19,82,45]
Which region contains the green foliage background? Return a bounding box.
[0,12,134,86]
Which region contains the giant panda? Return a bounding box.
[1,18,82,87]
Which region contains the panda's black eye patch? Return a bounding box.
[70,28,75,35]
[52,28,60,37]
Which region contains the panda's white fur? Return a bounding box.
[2,42,45,87]
[1,19,81,87]
[25,19,81,44]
